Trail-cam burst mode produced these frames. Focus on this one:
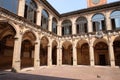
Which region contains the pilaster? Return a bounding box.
[17,0,25,17]
[49,14,53,32]
[87,15,93,32]
[106,11,112,30]
[71,18,76,34]
[36,6,43,26]
[57,21,62,36]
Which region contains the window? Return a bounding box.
[52,18,57,34]
[76,17,88,34]
[92,14,106,32]
[111,10,120,30]
[24,0,37,23]
[41,10,49,30]
[62,20,72,36]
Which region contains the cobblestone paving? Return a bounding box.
[0,66,120,80]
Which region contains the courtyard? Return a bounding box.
[0,66,120,80]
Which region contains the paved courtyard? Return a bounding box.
[0,66,120,80]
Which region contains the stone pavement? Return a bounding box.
[0,66,120,80]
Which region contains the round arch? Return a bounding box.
[52,17,58,34]
[113,36,120,66]
[92,13,106,32]
[76,17,88,34]
[41,9,49,30]
[94,41,110,66]
[62,19,72,36]
[40,36,49,66]
[76,40,90,65]
[52,40,58,65]
[0,22,16,70]
[110,10,120,30]
[62,41,73,65]
[21,31,36,69]
[24,0,37,23]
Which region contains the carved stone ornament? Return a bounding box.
[95,31,103,39]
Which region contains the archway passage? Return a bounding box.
[94,42,110,66]
[77,43,90,65]
[21,31,36,69]
[113,37,120,66]
[0,22,16,70]
[52,41,57,65]
[62,41,73,65]
[40,36,49,66]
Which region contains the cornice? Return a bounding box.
[39,0,120,18]
[60,1,120,17]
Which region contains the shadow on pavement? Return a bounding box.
[0,71,80,80]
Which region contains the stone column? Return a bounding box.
[49,14,53,32]
[57,46,59,66]
[36,6,43,26]
[34,39,40,69]
[73,41,77,66]
[17,0,25,17]
[106,11,112,30]
[71,18,76,35]
[108,41,115,67]
[87,15,93,32]
[48,40,52,66]
[12,34,22,72]
[58,42,62,66]
[89,42,95,66]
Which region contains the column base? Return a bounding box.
[12,60,21,72]
[110,60,115,68]
[34,59,40,69]
[73,60,77,66]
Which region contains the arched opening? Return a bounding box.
[92,13,106,32]
[110,10,120,30]
[24,0,37,23]
[113,37,120,66]
[52,40,58,65]
[76,17,88,34]
[94,42,110,66]
[40,36,49,66]
[52,17,57,34]
[21,31,36,69]
[77,40,90,65]
[62,41,73,65]
[62,20,72,36]
[41,9,49,30]
[0,22,16,70]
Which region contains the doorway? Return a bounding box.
[99,54,106,65]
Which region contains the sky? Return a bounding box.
[47,0,119,14]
